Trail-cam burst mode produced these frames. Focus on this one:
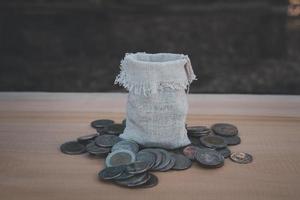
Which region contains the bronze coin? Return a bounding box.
[103,124,125,135]
[195,148,224,168]
[86,142,110,156]
[138,173,158,188]
[171,153,192,170]
[223,135,241,146]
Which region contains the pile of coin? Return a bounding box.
[60,119,253,188]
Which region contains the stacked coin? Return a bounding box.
[60,119,253,189]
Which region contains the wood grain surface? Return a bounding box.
[0,92,300,200]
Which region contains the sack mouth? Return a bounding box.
[126,52,187,65]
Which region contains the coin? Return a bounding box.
[211,123,238,137]
[91,119,114,129]
[105,150,136,167]
[223,135,241,146]
[136,151,156,169]
[60,141,86,155]
[155,149,172,171]
[104,124,125,135]
[187,126,211,137]
[200,135,227,149]
[114,172,150,187]
[139,149,162,169]
[171,153,192,170]
[95,134,122,148]
[126,161,150,174]
[112,140,139,153]
[217,147,231,158]
[159,155,176,172]
[188,136,202,146]
[195,148,224,168]
[230,152,253,164]
[114,170,135,180]
[183,145,203,160]
[86,141,110,156]
[138,173,158,188]
[77,133,99,145]
[98,166,124,180]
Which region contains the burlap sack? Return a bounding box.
[114,52,197,149]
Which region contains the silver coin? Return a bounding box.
[126,161,150,174]
[137,173,158,188]
[105,150,136,167]
[159,155,176,172]
[154,149,172,171]
[98,166,124,180]
[230,152,253,164]
[114,172,150,187]
[86,141,110,156]
[139,148,163,170]
[195,148,224,168]
[136,151,156,169]
[171,153,192,170]
[112,140,139,153]
[114,170,135,180]
[95,134,122,148]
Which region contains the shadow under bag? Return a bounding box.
[114,52,197,149]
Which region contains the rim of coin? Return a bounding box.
[171,153,192,170]
[91,119,114,129]
[139,148,163,170]
[115,172,150,187]
[112,140,139,153]
[95,134,122,148]
[195,148,224,168]
[187,126,212,137]
[60,141,86,155]
[103,124,125,135]
[217,147,231,158]
[230,152,253,164]
[136,151,156,169]
[105,149,136,167]
[126,161,150,174]
[98,166,125,180]
[200,135,227,149]
[159,155,176,172]
[137,173,158,188]
[183,145,203,160]
[86,142,111,156]
[223,135,241,146]
[77,133,99,145]
[211,123,238,137]
[154,149,172,170]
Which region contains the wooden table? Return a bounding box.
[0,92,300,200]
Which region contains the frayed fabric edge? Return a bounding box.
[114,53,197,96]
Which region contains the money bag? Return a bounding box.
[114,52,197,149]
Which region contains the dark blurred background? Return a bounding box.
[0,0,299,94]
